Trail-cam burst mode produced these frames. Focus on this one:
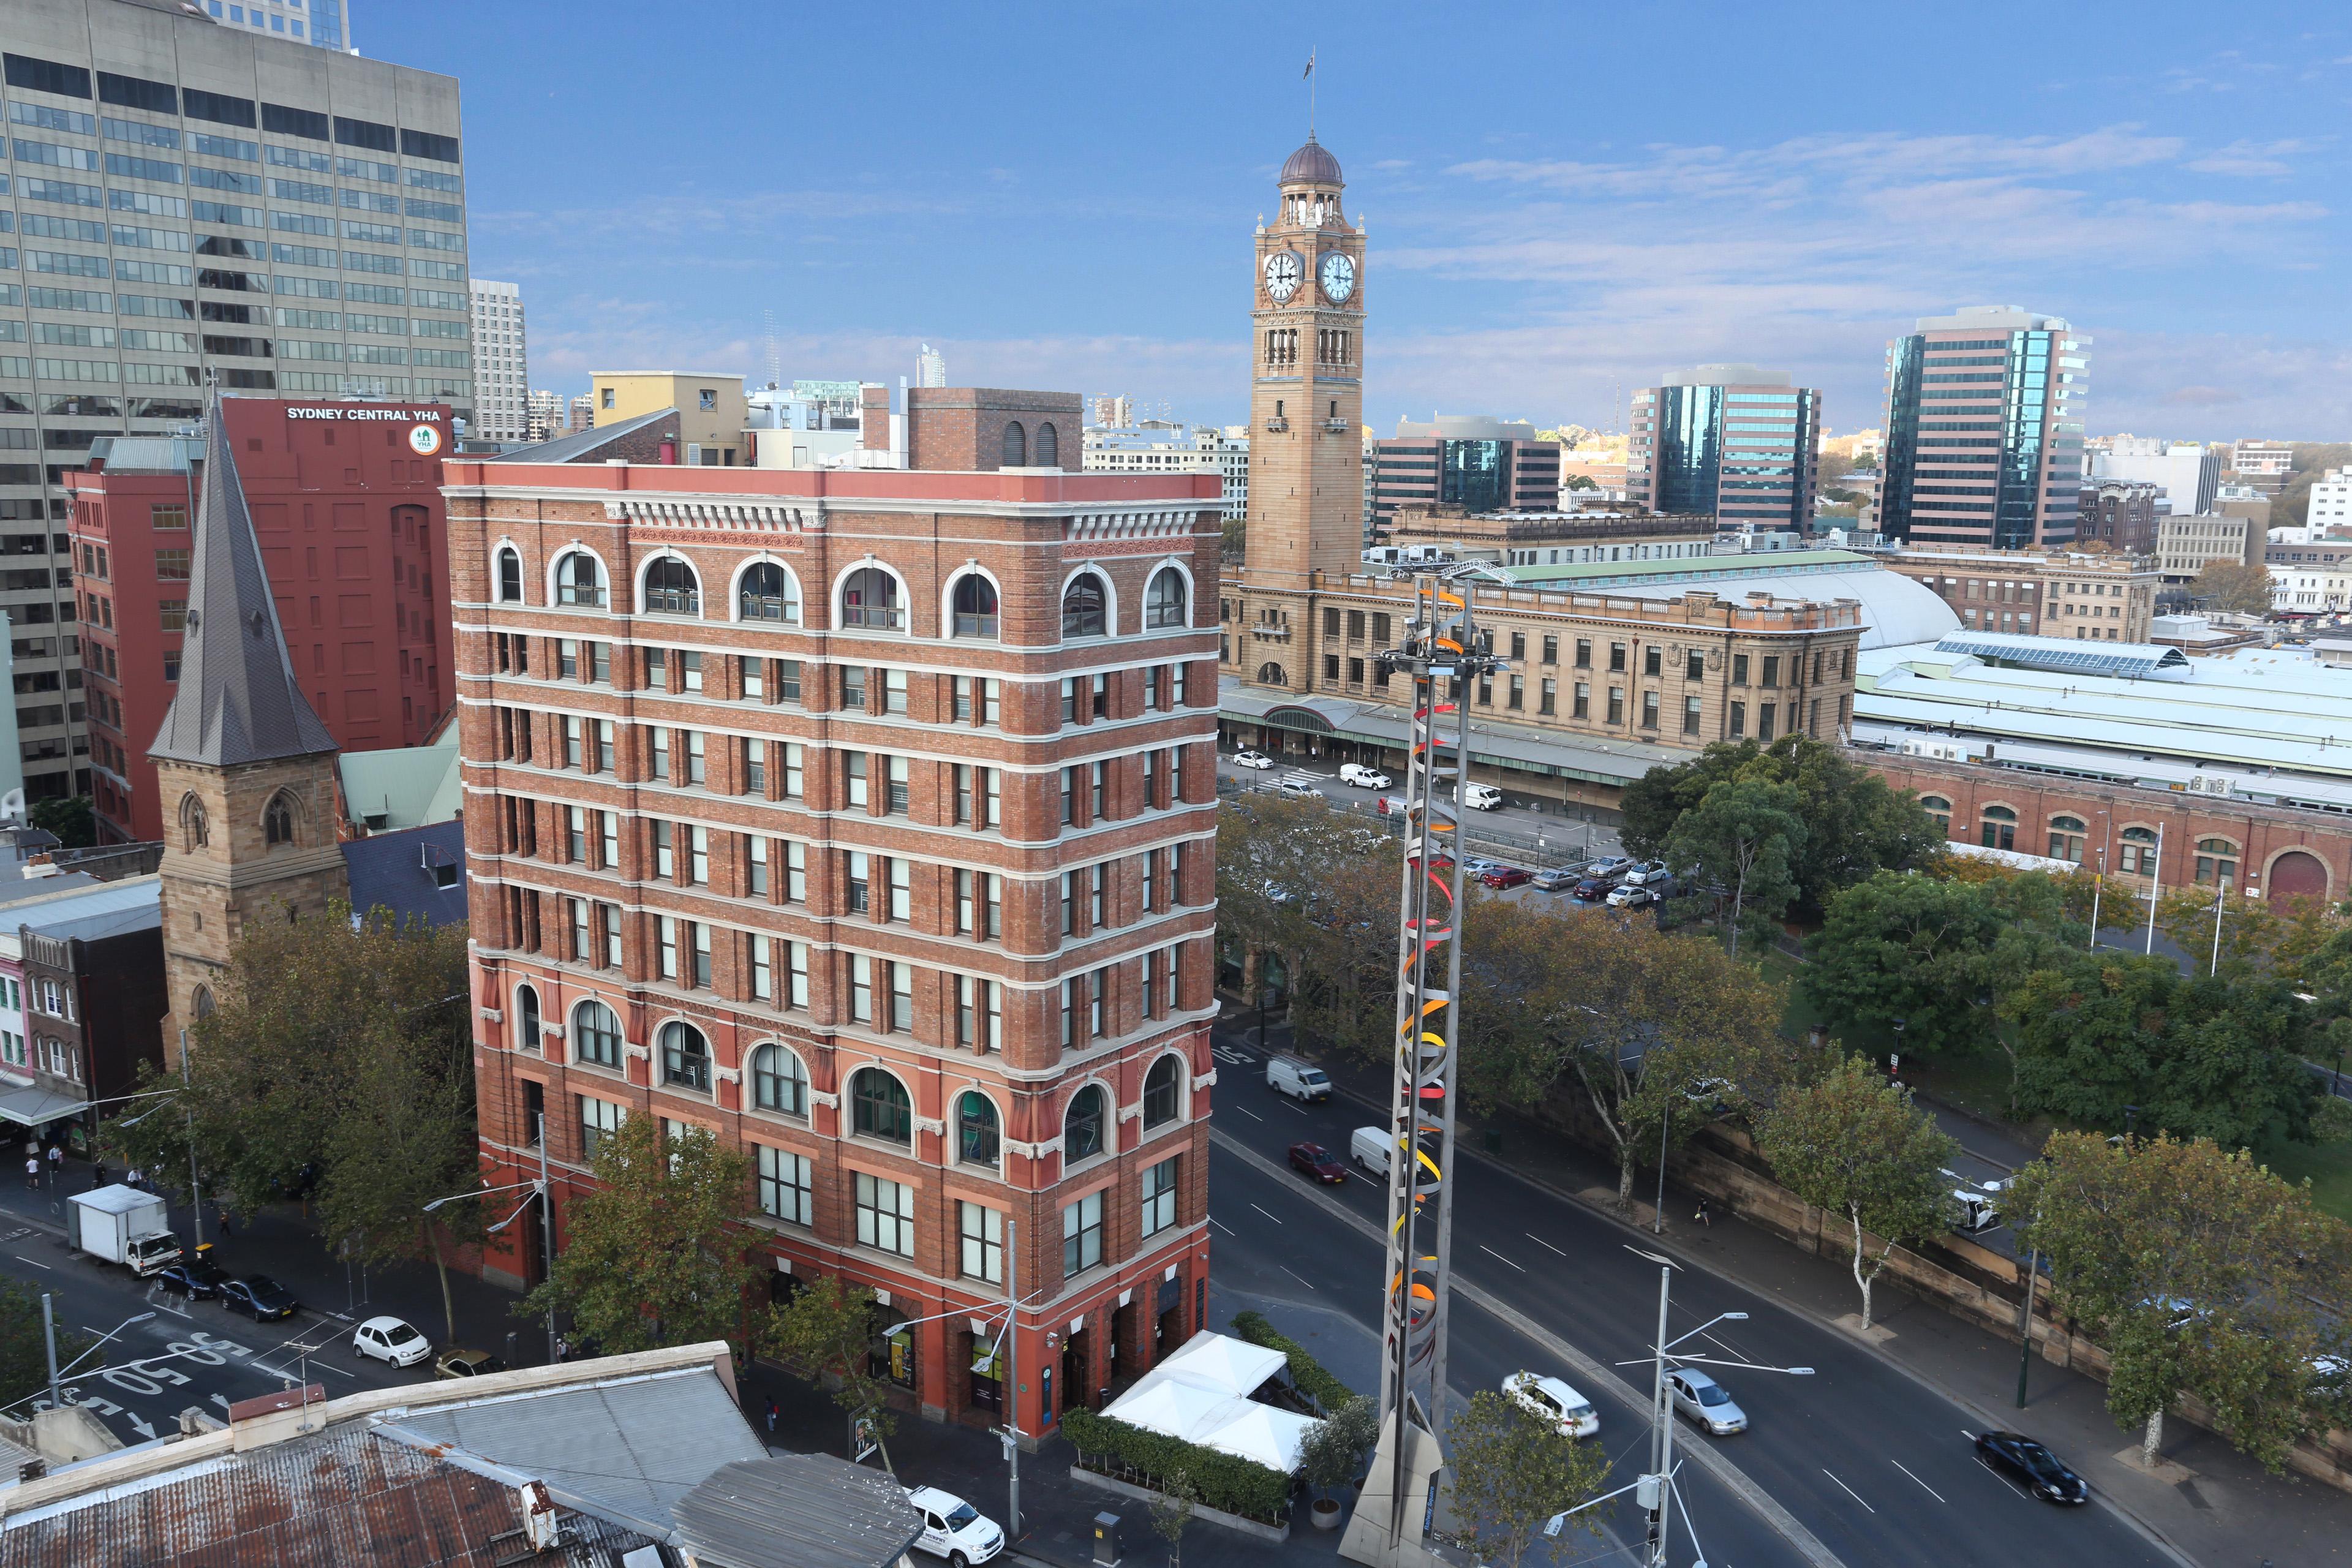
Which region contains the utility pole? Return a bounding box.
[2015,1245,2040,1408]
[179,1028,203,1249]
[40,1292,59,1413]
[1005,1217,1021,1540]
[1643,1262,1674,1565]
[536,1112,556,1364]
[2144,823,2165,956]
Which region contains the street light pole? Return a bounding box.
[40,1292,58,1414]
[536,1112,556,1365]
[2015,1244,2041,1408]
[1005,1216,1021,1541]
[179,1028,202,1250]
[1643,1262,1673,1566]
[1651,1108,1671,1237]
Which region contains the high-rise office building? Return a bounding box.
[193,0,350,51]
[914,342,945,388]
[469,279,526,441]
[1369,415,1559,532]
[0,0,466,799]
[525,386,562,442]
[1626,365,1820,530]
[2090,438,2221,520]
[1879,306,2088,549]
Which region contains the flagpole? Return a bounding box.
[1306,48,1316,137]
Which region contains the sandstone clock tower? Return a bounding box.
[1242,135,1366,591]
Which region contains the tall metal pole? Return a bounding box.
[1652,1106,1671,1235]
[1005,1216,1021,1540]
[1425,620,1472,1431]
[2210,883,2226,976]
[536,1112,556,1364]
[179,1029,203,1250]
[41,1292,59,1413]
[1645,1264,1676,1567]
[2144,823,2164,956]
[2015,1245,2040,1408]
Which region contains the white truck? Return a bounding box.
[68,1185,183,1276]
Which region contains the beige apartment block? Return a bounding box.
[592,373,749,466]
[1879,545,2158,643]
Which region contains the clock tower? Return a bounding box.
[1243,135,1365,590]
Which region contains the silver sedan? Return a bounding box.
[1667,1368,1747,1436]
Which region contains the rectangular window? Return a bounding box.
[1762,655,1781,689]
[886,755,910,815]
[783,743,804,800]
[1644,646,1662,678]
[752,934,774,1000]
[850,953,873,1022]
[1062,1190,1105,1277]
[1730,700,1747,737]
[855,1171,914,1257]
[1141,1156,1180,1238]
[681,650,703,693]
[1092,761,1109,819]
[1507,675,1524,710]
[740,656,764,700]
[579,1095,623,1157]
[1539,678,1556,716]
[780,660,802,703]
[890,857,911,921]
[1542,635,1558,665]
[1687,650,1705,682]
[649,727,670,781]
[1061,767,1076,825]
[841,665,865,709]
[1607,687,1624,726]
[1640,690,1659,730]
[1732,654,1750,686]
[885,668,908,714]
[1758,703,1777,741]
[600,812,619,870]
[1683,693,1703,735]
[592,719,611,771]
[747,834,770,896]
[785,841,807,903]
[558,638,578,679]
[657,916,679,981]
[758,1145,813,1226]
[602,903,622,968]
[654,820,675,879]
[1575,639,1591,669]
[889,959,912,1031]
[569,897,590,962]
[745,738,766,794]
[959,1200,1005,1283]
[565,806,586,862]
[564,717,582,768]
[846,851,870,914]
[688,825,710,885]
[686,730,706,785]
[846,753,869,809]
[788,941,810,1008]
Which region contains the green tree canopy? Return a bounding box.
[1662,775,1804,956]
[1216,796,1399,1060]
[1807,871,2010,1058]
[1754,1057,1958,1328]
[0,1279,91,1415]
[2009,1131,2352,1468]
[28,795,94,850]
[2187,559,2275,617]
[767,1275,900,1472]
[1623,735,1943,914]
[1443,1389,1609,1568]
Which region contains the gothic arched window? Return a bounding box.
[659,1020,710,1093]
[179,793,208,851]
[496,546,524,603]
[1063,1085,1107,1163]
[1061,571,1107,639]
[1001,421,1027,467]
[263,793,296,847]
[1145,567,1188,630]
[1034,421,1059,468]
[1143,1055,1182,1129]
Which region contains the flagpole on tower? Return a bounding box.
[1306,48,1316,137]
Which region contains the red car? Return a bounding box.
[1289,1142,1347,1184]
[1479,866,1532,889]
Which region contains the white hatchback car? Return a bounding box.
[1502,1371,1600,1439]
[1234,749,1275,770]
[903,1485,1005,1568]
[352,1314,431,1368]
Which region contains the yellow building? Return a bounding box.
[589,372,748,466]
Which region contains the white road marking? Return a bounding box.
[1822,1469,1876,1513]
[1890,1460,1946,1505]
[1210,1216,1235,1236]
[1281,1101,1309,1116]
[1281,1266,1319,1291]
[1248,1204,1285,1226]
[1525,1232,1567,1257]
[1234,1106,1264,1122]
[1477,1245,1527,1273]
[209,1393,231,1412]
[151,1301,189,1319]
[12,1254,48,1270]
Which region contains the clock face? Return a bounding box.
[1264,250,1303,304]
[1319,251,1357,304]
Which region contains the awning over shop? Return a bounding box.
[0,1082,91,1128]
[1098,1330,1319,1474]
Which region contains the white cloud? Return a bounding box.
[2182,138,2321,176]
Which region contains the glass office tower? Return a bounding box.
[1627,365,1820,530]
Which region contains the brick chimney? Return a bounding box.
[862,384,891,452]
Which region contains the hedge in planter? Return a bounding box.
[1229,1310,1355,1414]
[1060,1408,1294,1523]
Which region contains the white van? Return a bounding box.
[1266,1057,1333,1102]
[1459,782,1503,811]
[1349,1126,1393,1175]
[1339,763,1392,789]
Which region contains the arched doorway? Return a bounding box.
[2266,849,2329,904]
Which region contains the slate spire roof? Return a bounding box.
[147,391,339,767]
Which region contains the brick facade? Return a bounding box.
[450,434,1223,1434]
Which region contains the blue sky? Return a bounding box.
[401,0,2352,441]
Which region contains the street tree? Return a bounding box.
[1754,1057,1958,1329]
[521,1115,761,1360]
[1216,795,1398,1061]
[1442,1389,1608,1568]
[767,1275,900,1474]
[2186,559,2275,616]
[1662,775,1804,956]
[27,794,94,849]
[2003,954,2318,1148]
[0,1279,89,1415]
[1298,1394,1379,1503]
[1806,872,2008,1058]
[1148,1467,1200,1568]
[2009,1131,2352,1468]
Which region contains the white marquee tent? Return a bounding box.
[1098,1330,1320,1474]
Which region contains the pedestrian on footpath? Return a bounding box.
[554,1333,570,1363]
[45,1145,61,1177]
[23,1156,37,1191]
[89,1163,105,1190]
[1693,1199,1712,1227]
[764,1397,778,1436]
[217,1210,233,1239]
[126,1165,143,1192]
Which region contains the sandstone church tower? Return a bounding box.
[152,393,347,1065]
[1241,134,1367,589]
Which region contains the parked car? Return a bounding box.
[1950,1186,2003,1233]
[1531,865,1585,891]
[154,1258,230,1301]
[1289,1142,1348,1184]
[1274,780,1324,802]
[435,1348,508,1380]
[1585,856,1634,878]
[220,1275,300,1322]
[1480,866,1533,889]
[1606,883,1659,909]
[1667,1368,1748,1435]
[1973,1431,2088,1504]
[1459,783,1504,810]
[1502,1371,1600,1439]
[1460,857,1504,876]
[1267,1056,1333,1102]
[1234,749,1275,769]
[903,1485,1005,1568]
[1339,763,1392,789]
[1572,876,1616,902]
[352,1315,432,1368]
[1623,860,1673,887]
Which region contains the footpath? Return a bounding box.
[1273,1023,2352,1568]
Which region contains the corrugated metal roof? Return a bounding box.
[481,407,675,464]
[671,1455,924,1568]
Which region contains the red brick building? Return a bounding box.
[448,390,1223,1436]
[67,398,458,844]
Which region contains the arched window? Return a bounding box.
[554,550,607,608]
[952,574,1000,638]
[840,566,904,630]
[179,793,208,851]
[1918,794,1951,835]
[1145,567,1188,630]
[263,793,296,847]
[1034,421,1058,468]
[1978,804,2016,851]
[516,984,541,1052]
[1001,420,1026,467]
[739,562,799,624]
[958,1090,1000,1166]
[1064,1084,1107,1163]
[750,1043,807,1117]
[572,1000,622,1068]
[497,546,523,603]
[660,1021,710,1092]
[2047,815,2087,864]
[1142,1056,1182,1129]
[851,1068,912,1144]
[192,985,215,1019]
[2195,837,2241,889]
[641,555,701,616]
[2119,826,2160,875]
[1256,662,1288,686]
[1061,571,1107,639]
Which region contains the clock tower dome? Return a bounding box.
[1243,135,1365,590]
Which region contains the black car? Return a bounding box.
[221,1275,300,1322]
[1572,876,1616,901]
[1975,1431,2087,1504]
[155,1259,230,1300]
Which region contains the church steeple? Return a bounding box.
[148,390,337,768]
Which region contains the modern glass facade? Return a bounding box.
[1439,437,1506,514]
[1629,375,1819,529]
[1651,385,1722,514]
[1879,310,2087,550]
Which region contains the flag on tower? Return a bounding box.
[1304,51,1314,79]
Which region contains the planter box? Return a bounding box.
[1068,1465,1292,1544]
